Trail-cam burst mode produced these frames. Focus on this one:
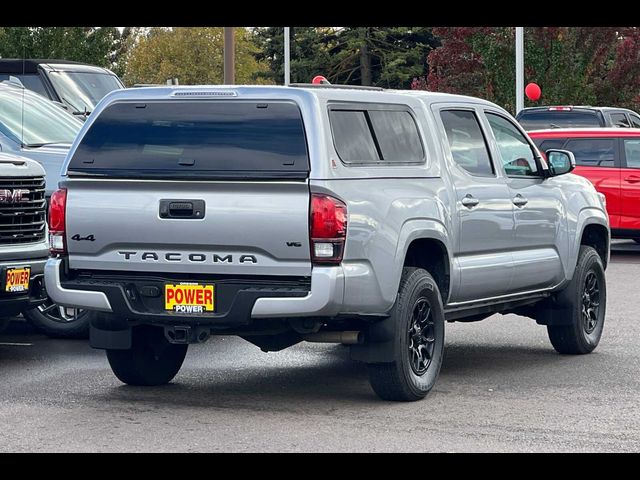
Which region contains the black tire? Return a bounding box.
[106,325,188,386]
[22,301,93,339]
[547,246,606,355]
[368,267,445,402]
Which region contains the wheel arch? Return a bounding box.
[572,207,610,277]
[394,220,454,305]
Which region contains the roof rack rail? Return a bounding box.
[289,83,384,92]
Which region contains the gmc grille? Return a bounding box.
[0,177,46,245]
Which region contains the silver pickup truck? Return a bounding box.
[45,85,610,401]
[0,153,49,331]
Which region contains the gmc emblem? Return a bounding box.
[0,189,29,203]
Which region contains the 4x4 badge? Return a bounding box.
[71,234,96,242]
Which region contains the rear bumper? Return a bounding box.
[44,258,345,324]
[0,257,48,314]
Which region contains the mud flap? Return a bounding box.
[349,315,396,364]
[90,325,132,350]
[534,299,574,326]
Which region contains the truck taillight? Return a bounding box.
[49,188,67,255]
[310,194,347,265]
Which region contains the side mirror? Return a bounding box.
[546,149,575,176]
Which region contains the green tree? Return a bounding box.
[0,27,124,70]
[253,27,338,84]
[252,27,439,88]
[123,27,271,86]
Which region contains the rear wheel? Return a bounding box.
[547,246,606,354]
[106,325,188,386]
[368,267,445,401]
[22,300,92,339]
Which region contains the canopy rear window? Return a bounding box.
[68,100,310,179]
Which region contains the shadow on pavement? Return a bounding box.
[95,340,578,407]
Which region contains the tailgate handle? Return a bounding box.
[159,199,205,219]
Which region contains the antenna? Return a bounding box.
[20,46,25,148]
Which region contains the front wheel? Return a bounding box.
[547,246,606,354]
[368,267,445,401]
[22,300,93,339]
[106,325,188,386]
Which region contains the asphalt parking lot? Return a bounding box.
[1,241,639,452]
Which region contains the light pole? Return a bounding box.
[515,27,524,115]
[284,27,291,85]
[224,27,235,84]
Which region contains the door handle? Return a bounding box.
[159,199,206,219]
[461,195,479,208]
[512,194,528,207]
[624,175,640,184]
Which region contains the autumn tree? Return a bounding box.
[422,27,640,114]
[123,27,271,86]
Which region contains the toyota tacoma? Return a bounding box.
[45,85,610,401]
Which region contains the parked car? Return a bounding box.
[0,82,83,196]
[0,82,91,337]
[529,127,640,243]
[516,106,640,130]
[45,85,609,401]
[0,59,124,120]
[0,153,49,333]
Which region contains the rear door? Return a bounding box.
[435,107,515,303]
[483,111,565,292]
[563,137,621,229]
[64,99,312,277]
[619,136,640,234]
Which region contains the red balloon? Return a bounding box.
[525,82,541,101]
[312,75,329,85]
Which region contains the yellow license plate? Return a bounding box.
[165,283,214,313]
[5,267,31,293]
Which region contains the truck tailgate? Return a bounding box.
[65,179,311,277]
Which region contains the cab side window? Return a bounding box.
[611,113,630,128]
[440,110,494,176]
[624,139,640,169]
[486,113,540,177]
[329,106,424,165]
[630,114,640,128]
[564,138,616,167]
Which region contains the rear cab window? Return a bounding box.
[67,100,310,179]
[517,111,603,130]
[439,109,494,176]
